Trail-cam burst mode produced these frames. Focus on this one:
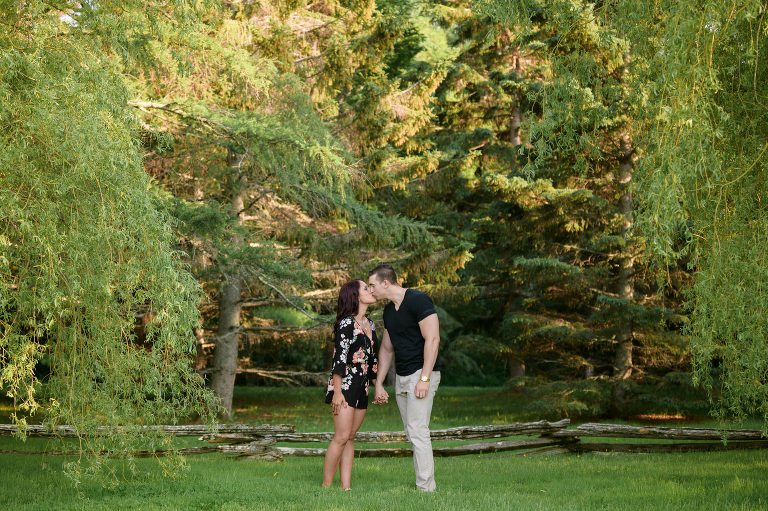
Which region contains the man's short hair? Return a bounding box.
[368,263,398,284]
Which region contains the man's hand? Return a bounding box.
[374,385,389,404]
[331,391,347,415]
[414,380,430,399]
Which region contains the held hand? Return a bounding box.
[373,385,389,404]
[414,380,430,399]
[331,392,347,415]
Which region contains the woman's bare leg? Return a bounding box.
[339,407,367,489]
[322,405,355,487]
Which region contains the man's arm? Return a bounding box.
[414,313,439,399]
[374,329,394,403]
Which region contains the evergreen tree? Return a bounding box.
[479,0,768,427]
[337,1,684,407]
[128,1,437,415]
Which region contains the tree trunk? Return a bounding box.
[211,149,247,418]
[508,353,525,380]
[612,133,634,412]
[510,52,522,149]
[194,328,206,371]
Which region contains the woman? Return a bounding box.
[322,279,378,490]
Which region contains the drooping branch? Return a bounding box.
[128,101,239,144]
[255,274,332,324]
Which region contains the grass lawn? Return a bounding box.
[1,386,767,510]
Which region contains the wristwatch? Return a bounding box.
[420,375,430,382]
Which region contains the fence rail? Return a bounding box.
[550,423,767,441]
[0,423,294,438]
[198,419,572,444]
[2,420,766,460]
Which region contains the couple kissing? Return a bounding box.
[322,263,441,493]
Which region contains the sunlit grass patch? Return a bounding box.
[1,445,767,510]
[1,386,767,510]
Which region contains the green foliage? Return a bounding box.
[432,307,508,386]
[633,0,768,432]
[256,307,317,327]
[132,0,439,289]
[248,333,328,373]
[524,378,611,418]
[353,0,678,387]
[479,0,768,430]
[8,0,758,486]
[626,372,711,418]
[439,334,509,386]
[0,0,218,485]
[117,0,447,416]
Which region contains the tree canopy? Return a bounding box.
[3,1,768,485]
[476,0,768,429]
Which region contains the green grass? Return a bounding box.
[1,386,767,510]
[228,386,537,432]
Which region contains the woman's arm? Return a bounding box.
[331,373,345,415]
[330,318,353,414]
[368,320,379,383]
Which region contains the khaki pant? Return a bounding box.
[395,370,441,492]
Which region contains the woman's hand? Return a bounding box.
[374,384,389,404]
[331,391,347,415]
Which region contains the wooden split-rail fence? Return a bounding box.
[2,420,767,461]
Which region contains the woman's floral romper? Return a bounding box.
[325,316,378,409]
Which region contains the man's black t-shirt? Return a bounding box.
[383,289,441,376]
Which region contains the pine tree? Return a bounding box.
[343,1,686,408]
[127,1,438,416]
[478,0,768,425]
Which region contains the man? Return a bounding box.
[368,263,440,492]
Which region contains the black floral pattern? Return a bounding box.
[325,316,378,409]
